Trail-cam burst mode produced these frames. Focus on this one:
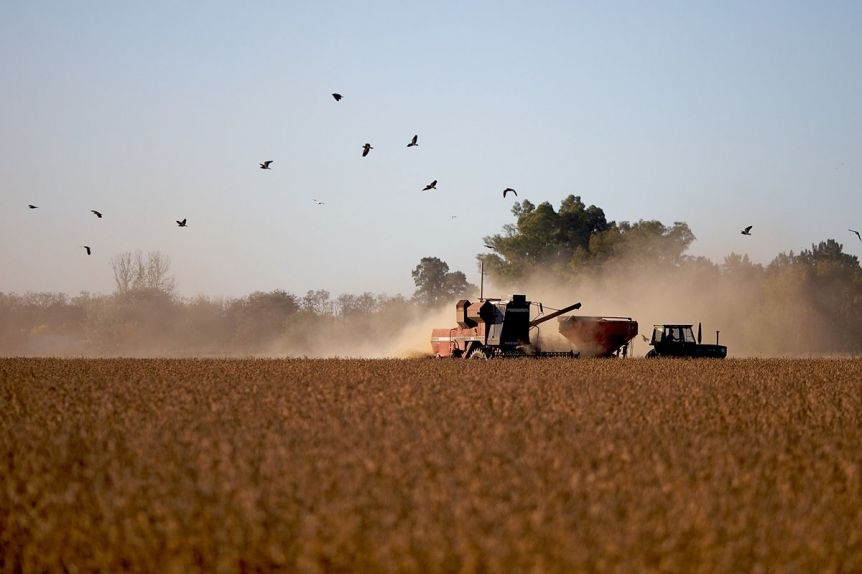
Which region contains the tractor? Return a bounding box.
[644,323,727,358]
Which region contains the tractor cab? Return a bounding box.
[647,323,727,358]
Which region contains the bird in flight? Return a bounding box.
[176,218,187,227]
[503,188,517,198]
[332,93,342,101]
[641,334,650,343]
[260,160,273,170]
[423,180,437,191]
[312,199,325,206]
[407,134,418,147]
[91,210,102,218]
[28,204,38,209]
[82,246,92,255]
[362,143,373,157]
[850,229,861,241]
[451,215,457,219]
[741,226,752,236]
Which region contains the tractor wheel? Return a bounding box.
[645,349,658,358]
[467,345,491,360]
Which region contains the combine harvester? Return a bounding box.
[430,293,638,359]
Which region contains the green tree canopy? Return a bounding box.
[482,196,610,279]
[412,257,475,305]
[481,195,695,280]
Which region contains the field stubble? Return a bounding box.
[1,358,861,572]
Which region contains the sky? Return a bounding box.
[1,1,860,299]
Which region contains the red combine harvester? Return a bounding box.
[430,293,638,358]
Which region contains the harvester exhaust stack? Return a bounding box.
[479,259,484,301]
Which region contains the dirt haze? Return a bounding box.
[1,252,851,358]
[499,257,832,357]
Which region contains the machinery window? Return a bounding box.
[683,328,696,344]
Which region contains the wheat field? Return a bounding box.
[1,358,861,572]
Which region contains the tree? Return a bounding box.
[301,290,334,316]
[762,240,862,353]
[482,196,611,279]
[336,292,378,317]
[798,239,860,271]
[481,195,696,280]
[230,290,300,349]
[587,220,695,268]
[111,251,176,295]
[412,257,475,305]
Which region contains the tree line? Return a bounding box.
[480,195,862,354]
[0,251,476,356]
[2,196,861,355]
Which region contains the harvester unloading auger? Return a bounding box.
[430,293,638,359]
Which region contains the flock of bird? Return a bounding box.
[26,203,191,256]
[24,90,861,256]
[24,91,522,258]
[257,94,519,204]
[329,93,519,199]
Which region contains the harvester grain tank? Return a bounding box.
[430,294,638,358]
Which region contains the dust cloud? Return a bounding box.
[492,256,839,358]
[264,304,454,359]
[277,254,836,358]
[1,250,854,358]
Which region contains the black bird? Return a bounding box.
[362,143,373,157]
[260,160,273,170]
[82,246,91,255]
[332,93,342,101]
[177,218,187,227]
[503,188,517,198]
[407,134,418,147]
[641,334,650,343]
[850,229,861,241]
[91,210,102,218]
[28,204,38,209]
[312,199,325,206]
[741,225,752,236]
[423,180,437,191]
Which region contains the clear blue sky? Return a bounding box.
[1,1,860,298]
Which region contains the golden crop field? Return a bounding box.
[2,358,861,573]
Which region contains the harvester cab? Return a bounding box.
[645,324,727,358]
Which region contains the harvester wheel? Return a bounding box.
[645,349,658,358]
[467,345,491,360]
